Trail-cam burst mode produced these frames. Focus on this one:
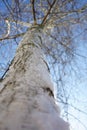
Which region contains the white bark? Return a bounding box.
[0,28,70,130]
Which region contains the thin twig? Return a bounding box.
[47,0,51,6]
[41,0,56,25]
[68,112,87,129]
[2,0,14,17]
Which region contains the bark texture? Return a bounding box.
[0,28,69,130]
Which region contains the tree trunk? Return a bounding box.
[0,28,69,130]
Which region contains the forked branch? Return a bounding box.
[41,0,56,25]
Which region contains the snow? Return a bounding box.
[0,29,70,130]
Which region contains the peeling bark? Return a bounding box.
[0,28,69,130]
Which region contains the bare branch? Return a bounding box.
[4,19,10,37]
[41,0,56,25]
[0,19,10,40]
[31,0,37,24]
[6,18,32,27]
[47,0,51,6]
[0,33,25,41]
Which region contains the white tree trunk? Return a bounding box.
[0,28,69,130]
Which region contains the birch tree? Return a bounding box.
[0,0,87,130]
